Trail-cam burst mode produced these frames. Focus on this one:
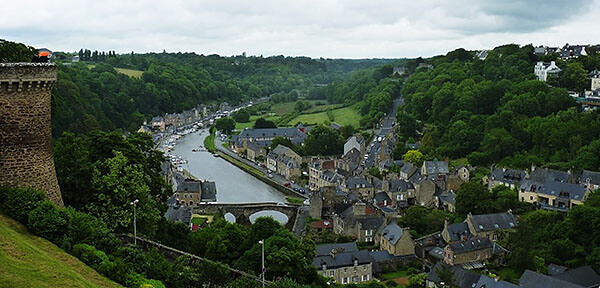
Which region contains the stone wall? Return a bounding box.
[0,63,63,206]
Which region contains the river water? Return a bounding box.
[171,130,287,204]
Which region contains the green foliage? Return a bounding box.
[232,109,251,123]
[254,117,278,128]
[455,181,527,217]
[303,125,344,156]
[216,117,236,134]
[403,150,424,165]
[72,243,110,269]
[367,167,382,178]
[407,273,427,288]
[399,206,455,238]
[1,186,46,223]
[294,100,313,112]
[27,200,68,244]
[0,39,36,62]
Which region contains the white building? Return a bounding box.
[534,61,561,82]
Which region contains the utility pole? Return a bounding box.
[259,239,265,288]
[131,199,139,246]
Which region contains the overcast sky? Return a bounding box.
[2,0,600,59]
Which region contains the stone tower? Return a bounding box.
[0,63,63,206]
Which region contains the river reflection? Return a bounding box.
[171,130,287,204]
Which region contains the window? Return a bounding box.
[329,271,334,276]
[342,277,348,284]
[354,259,358,266]
[364,266,368,271]
[366,237,372,242]
[362,274,370,281]
[352,276,359,283]
[344,268,347,273]
[530,196,534,200]
[366,230,373,236]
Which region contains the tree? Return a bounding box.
[0,39,36,62]
[254,117,277,129]
[232,109,250,123]
[560,62,588,92]
[455,181,494,217]
[215,117,235,134]
[303,125,344,156]
[407,273,427,288]
[403,150,424,165]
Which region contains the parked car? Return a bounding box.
[268,173,273,178]
[284,182,291,187]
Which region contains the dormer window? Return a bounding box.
[322,264,327,270]
[354,259,358,266]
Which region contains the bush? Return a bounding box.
[125,272,166,288]
[27,200,68,243]
[72,244,109,269]
[64,207,118,253]
[1,187,46,223]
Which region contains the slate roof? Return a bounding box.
[474,275,519,288]
[381,221,404,245]
[316,242,358,256]
[469,212,517,232]
[448,237,492,254]
[520,179,587,201]
[520,270,585,288]
[400,162,417,178]
[346,176,373,189]
[552,266,600,288]
[176,179,202,193]
[579,170,600,185]
[237,125,310,145]
[165,195,192,224]
[530,168,571,183]
[423,159,449,175]
[390,179,414,192]
[439,191,456,205]
[446,222,472,242]
[357,217,385,230]
[374,192,392,205]
[369,250,394,262]
[427,262,481,288]
[429,247,445,259]
[201,181,217,201]
[313,250,374,269]
[490,167,527,185]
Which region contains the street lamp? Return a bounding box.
[130,199,139,246]
[259,239,265,288]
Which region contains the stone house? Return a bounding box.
[343,176,375,199]
[519,178,588,211]
[578,170,600,192]
[379,221,415,256]
[355,217,385,244]
[318,170,344,190]
[309,158,336,191]
[245,142,266,163]
[151,116,165,132]
[422,159,449,177]
[443,237,493,266]
[267,145,302,180]
[442,220,472,244]
[486,167,527,190]
[337,147,361,174]
[400,162,418,180]
[313,243,374,284]
[437,191,456,213]
[382,179,415,207]
[333,201,379,239]
[414,178,436,207]
[466,212,517,241]
[174,179,217,206]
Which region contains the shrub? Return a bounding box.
[1,187,46,223]
[72,244,109,269]
[27,200,68,243]
[64,207,118,252]
[125,272,165,288]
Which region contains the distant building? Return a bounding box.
[590,70,600,91]
[266,145,302,180]
[344,135,365,156]
[443,237,493,266]
[151,116,165,132]
[174,179,217,206]
[313,242,374,284]
[379,221,415,256]
[535,61,562,82]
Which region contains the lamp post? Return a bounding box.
[130,199,139,246]
[259,239,265,288]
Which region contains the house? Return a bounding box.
[519,178,588,211]
[246,142,266,163]
[379,221,415,256]
[437,191,456,212]
[589,70,600,91]
[414,232,444,259]
[311,219,334,232]
[266,145,302,180]
[309,158,336,191]
[392,66,408,76]
[551,266,600,288]
[519,270,586,288]
[174,179,217,206]
[422,159,449,177]
[578,170,600,192]
[560,44,589,59]
[400,162,418,180]
[382,179,415,207]
[338,147,361,174]
[475,50,489,60]
[374,192,393,209]
[343,176,375,199]
[414,177,437,207]
[473,275,519,288]
[355,217,385,243]
[466,212,516,241]
[137,124,152,134]
[443,237,493,266]
[442,220,472,243]
[487,167,527,190]
[534,61,562,82]
[165,195,192,226]
[344,135,365,156]
[313,242,374,284]
[234,124,310,149]
[426,262,482,288]
[333,201,379,239]
[151,116,165,132]
[329,122,342,130]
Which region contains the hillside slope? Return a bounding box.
[0,213,122,288]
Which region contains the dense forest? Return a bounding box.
[51,47,402,136]
[397,44,600,172]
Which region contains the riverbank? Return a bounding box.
[203,127,217,152]
[214,150,307,200]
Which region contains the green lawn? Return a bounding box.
[287,106,361,127]
[0,213,122,288]
[286,197,304,204]
[204,129,217,152]
[491,267,521,283]
[271,100,329,115]
[115,68,143,79]
[191,217,207,226]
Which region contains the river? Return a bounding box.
[170,129,287,204]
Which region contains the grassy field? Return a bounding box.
[0,214,122,288]
[271,100,328,115]
[204,128,217,152]
[114,68,143,79]
[287,106,361,127]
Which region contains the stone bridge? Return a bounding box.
[193,202,301,230]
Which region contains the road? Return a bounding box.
[364,95,403,168]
